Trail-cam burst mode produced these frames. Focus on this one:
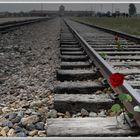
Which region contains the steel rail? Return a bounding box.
[0,17,50,33]
[64,19,140,127]
[0,18,39,26]
[71,19,140,44]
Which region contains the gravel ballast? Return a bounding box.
[0,18,60,137]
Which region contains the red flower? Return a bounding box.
[109,73,124,88]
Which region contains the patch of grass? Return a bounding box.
[74,17,140,36]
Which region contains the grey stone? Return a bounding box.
[35,122,44,130]
[16,132,27,137]
[89,112,97,117]
[41,98,49,103]
[5,114,9,119]
[17,111,24,117]
[17,122,23,127]
[0,122,3,127]
[25,109,34,115]
[9,113,17,120]
[23,128,28,135]
[98,110,106,117]
[26,123,36,131]
[2,121,13,128]
[11,116,21,123]
[49,104,54,109]
[81,108,89,117]
[15,126,23,133]
[76,113,81,117]
[32,112,42,116]
[72,114,77,118]
[48,109,57,118]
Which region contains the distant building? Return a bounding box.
[59,5,65,16]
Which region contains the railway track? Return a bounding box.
[47,19,140,136]
[70,20,140,89]
[0,17,49,34]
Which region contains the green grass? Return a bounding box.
[74,17,140,36]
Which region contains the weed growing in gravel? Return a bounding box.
[99,52,107,59]
[115,35,124,50]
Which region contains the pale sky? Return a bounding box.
[0,3,140,13]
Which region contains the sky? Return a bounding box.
[0,3,140,13]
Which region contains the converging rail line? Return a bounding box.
[0,17,50,34]
[47,19,140,136]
